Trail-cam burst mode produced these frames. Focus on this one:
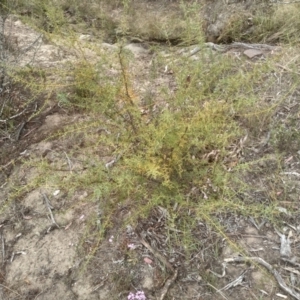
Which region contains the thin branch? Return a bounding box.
[41,192,60,229]
[159,269,178,300]
[276,64,300,76]
[0,283,21,297]
[64,151,73,172]
[271,0,300,4]
[139,235,174,273]
[1,233,4,265]
[139,234,177,300]
[281,172,300,177]
[225,257,300,300]
[221,269,248,291]
[281,258,300,268]
[14,121,26,141]
[205,282,230,300]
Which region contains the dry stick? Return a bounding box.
[8,108,27,120]
[22,127,36,139]
[209,262,227,278]
[158,269,178,300]
[33,289,47,300]
[205,282,229,300]
[281,171,300,177]
[14,121,26,141]
[224,257,300,300]
[1,233,4,265]
[281,258,300,268]
[139,236,174,273]
[64,151,73,172]
[139,236,177,300]
[0,283,21,297]
[276,64,300,76]
[41,193,60,229]
[272,0,300,4]
[0,97,8,119]
[221,269,248,291]
[188,42,279,57]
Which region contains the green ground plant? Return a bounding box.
[35,40,286,256]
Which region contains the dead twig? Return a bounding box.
[276,64,300,76]
[0,108,27,123]
[271,1,300,4]
[209,262,227,278]
[139,235,174,273]
[221,269,248,291]
[187,42,279,57]
[64,151,73,172]
[205,282,229,300]
[0,283,21,297]
[281,171,300,177]
[41,192,60,229]
[139,234,177,300]
[158,269,178,300]
[14,121,26,141]
[1,233,4,265]
[225,257,300,300]
[281,258,300,268]
[33,288,47,300]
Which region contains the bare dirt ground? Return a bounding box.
[1,1,300,300]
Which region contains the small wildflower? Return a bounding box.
[127,290,146,300]
[109,235,114,243]
[127,243,136,250]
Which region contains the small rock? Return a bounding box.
[79,34,92,42]
[243,49,263,59]
[124,43,149,57]
[101,43,118,51]
[53,190,60,196]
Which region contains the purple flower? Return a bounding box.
[127,290,146,300]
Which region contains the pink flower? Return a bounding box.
[127,243,136,250]
[128,290,146,300]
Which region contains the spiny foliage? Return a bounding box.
[2,0,296,270]
[60,47,243,219]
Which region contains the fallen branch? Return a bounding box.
[224,257,300,300]
[159,269,178,300]
[188,42,279,57]
[139,235,177,300]
[139,235,174,273]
